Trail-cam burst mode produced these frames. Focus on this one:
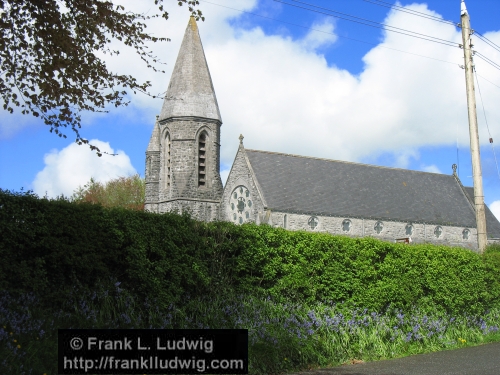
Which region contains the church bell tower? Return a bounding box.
[145,17,223,221]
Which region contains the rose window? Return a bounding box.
[229,185,252,224]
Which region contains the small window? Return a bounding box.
[239,217,243,224]
[284,214,287,229]
[374,221,384,234]
[462,229,470,240]
[342,219,351,232]
[163,132,171,189]
[198,132,207,187]
[405,223,414,236]
[308,216,319,230]
[434,226,443,238]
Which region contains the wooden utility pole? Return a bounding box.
[460,0,487,253]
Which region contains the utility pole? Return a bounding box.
[460,0,487,253]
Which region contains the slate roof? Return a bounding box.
[245,149,500,232]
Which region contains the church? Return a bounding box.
[145,17,500,251]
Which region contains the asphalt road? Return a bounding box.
[287,342,500,375]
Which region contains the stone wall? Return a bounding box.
[266,211,479,251]
[220,146,265,224]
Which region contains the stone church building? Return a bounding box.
[145,17,500,251]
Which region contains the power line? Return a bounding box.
[199,0,458,65]
[474,68,500,181]
[274,0,459,48]
[476,73,500,91]
[363,0,457,27]
[475,51,500,72]
[475,32,500,55]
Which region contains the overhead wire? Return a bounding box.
[475,33,500,55]
[474,52,500,72]
[474,67,500,181]
[476,73,500,91]
[199,0,458,65]
[363,0,458,27]
[273,0,459,48]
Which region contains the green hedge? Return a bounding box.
[1,189,499,315]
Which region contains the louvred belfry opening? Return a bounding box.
[198,133,207,187]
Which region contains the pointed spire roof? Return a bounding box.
[159,17,222,123]
[147,117,160,152]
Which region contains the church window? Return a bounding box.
[162,132,171,190]
[146,156,152,176]
[374,221,384,234]
[284,214,287,229]
[342,219,352,232]
[198,132,207,187]
[308,216,318,230]
[405,223,414,236]
[229,185,252,224]
[434,226,442,238]
[462,229,470,240]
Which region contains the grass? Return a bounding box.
[2,278,500,375]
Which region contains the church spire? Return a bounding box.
[159,17,222,122]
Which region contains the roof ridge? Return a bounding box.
[245,148,453,177]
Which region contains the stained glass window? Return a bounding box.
[434,226,442,238]
[308,216,318,230]
[342,219,351,232]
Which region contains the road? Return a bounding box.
[287,342,500,375]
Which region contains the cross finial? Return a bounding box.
[452,163,457,175]
[239,134,244,145]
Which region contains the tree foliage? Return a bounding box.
[0,0,202,155]
[72,174,145,210]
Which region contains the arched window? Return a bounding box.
[342,219,351,232]
[434,226,442,238]
[146,156,152,176]
[164,132,171,189]
[284,214,287,229]
[405,223,414,236]
[198,132,207,187]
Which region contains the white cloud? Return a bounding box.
[33,140,136,198]
[6,0,500,181]
[299,18,337,51]
[421,164,442,174]
[490,201,500,222]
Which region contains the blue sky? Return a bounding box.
[1,0,499,217]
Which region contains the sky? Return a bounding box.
[1,0,500,218]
